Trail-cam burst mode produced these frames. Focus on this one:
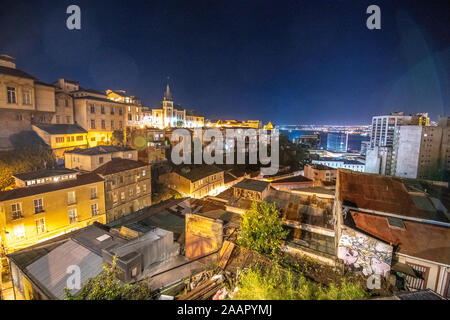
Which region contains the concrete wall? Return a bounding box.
[185,213,223,259]
[393,126,422,178]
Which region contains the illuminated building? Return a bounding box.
[149,84,204,129]
[64,145,138,172]
[207,119,262,129]
[31,123,88,160]
[366,112,431,175]
[0,171,106,254]
[93,158,151,223]
[106,89,142,129]
[326,132,348,153]
[159,165,225,199]
[0,54,56,150]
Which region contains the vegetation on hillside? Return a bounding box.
[65,258,151,300]
[238,201,288,255]
[232,263,369,300]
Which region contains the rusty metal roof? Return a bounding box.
[349,210,450,266]
[338,170,449,222]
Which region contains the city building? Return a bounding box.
[312,157,365,172]
[326,132,348,153]
[293,134,320,149]
[64,145,138,172]
[391,125,448,179]
[106,89,143,129]
[0,54,55,150]
[206,119,262,129]
[7,222,179,299]
[160,165,225,198]
[13,168,78,188]
[31,123,88,160]
[304,164,337,183]
[334,169,450,296]
[93,158,151,223]
[365,112,429,175]
[360,140,370,156]
[0,172,106,254]
[148,85,204,129]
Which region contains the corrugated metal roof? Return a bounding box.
[26,239,103,300]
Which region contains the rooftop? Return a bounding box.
[0,172,104,202]
[233,179,270,192]
[307,163,336,171]
[32,123,87,135]
[94,158,148,176]
[65,145,134,156]
[13,168,78,181]
[0,65,36,80]
[174,165,224,182]
[338,170,449,223]
[270,175,312,184]
[348,210,450,266]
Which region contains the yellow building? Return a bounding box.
[72,89,126,147]
[0,172,106,254]
[106,89,142,130]
[160,165,225,199]
[0,54,56,150]
[31,123,88,160]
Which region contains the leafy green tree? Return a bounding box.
[177,120,184,127]
[64,257,151,300]
[238,201,288,255]
[0,144,55,190]
[111,130,124,146]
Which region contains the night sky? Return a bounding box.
[0,0,448,125]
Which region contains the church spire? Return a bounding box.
[164,83,172,101]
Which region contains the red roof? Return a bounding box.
[349,210,450,266]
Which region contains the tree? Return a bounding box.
[238,201,288,255]
[111,130,124,146]
[64,257,151,300]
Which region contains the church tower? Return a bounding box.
[162,84,174,127]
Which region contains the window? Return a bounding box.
[7,87,16,104]
[22,88,31,105]
[35,218,46,235]
[76,135,84,141]
[136,185,141,194]
[101,120,105,129]
[55,115,61,123]
[91,119,96,129]
[99,157,104,164]
[119,121,123,129]
[91,203,99,216]
[101,105,105,114]
[90,104,95,114]
[113,193,118,203]
[66,116,71,123]
[135,114,139,121]
[65,99,69,107]
[16,113,23,121]
[68,208,77,224]
[111,120,114,129]
[12,203,22,220]
[128,106,131,112]
[119,108,123,116]
[13,224,25,240]
[143,184,147,193]
[67,191,76,205]
[142,169,146,177]
[120,192,125,201]
[129,188,133,197]
[34,198,44,214]
[128,114,132,121]
[110,107,115,115]
[66,136,71,143]
[90,186,97,199]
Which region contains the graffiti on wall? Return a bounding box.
[338,228,392,277]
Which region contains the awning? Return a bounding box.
[391,261,417,277]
